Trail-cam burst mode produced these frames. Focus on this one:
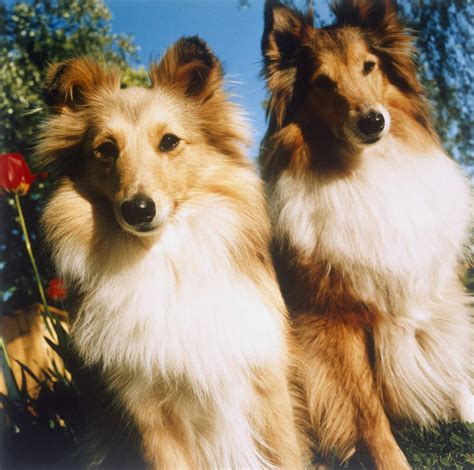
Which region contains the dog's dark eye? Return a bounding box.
[313,75,336,90]
[159,133,180,152]
[364,61,376,74]
[94,141,119,161]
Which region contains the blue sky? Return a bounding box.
[106,0,321,158]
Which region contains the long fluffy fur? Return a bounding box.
[38,37,307,468]
[261,1,472,468]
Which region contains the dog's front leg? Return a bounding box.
[293,312,410,470]
[251,367,312,469]
[127,398,193,470]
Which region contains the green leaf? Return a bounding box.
[0,337,20,400]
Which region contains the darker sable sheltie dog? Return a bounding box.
[261,1,472,469]
[37,37,306,469]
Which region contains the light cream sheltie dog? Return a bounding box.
[37,36,306,469]
[260,1,472,469]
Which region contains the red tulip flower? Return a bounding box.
[46,278,67,302]
[1,152,56,335]
[0,153,46,195]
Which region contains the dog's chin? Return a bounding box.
[348,131,386,148]
[344,120,390,148]
[117,219,164,237]
[359,135,382,145]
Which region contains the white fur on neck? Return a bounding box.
[271,137,470,315]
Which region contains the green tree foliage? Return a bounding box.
[385,1,474,283]
[397,0,474,175]
[0,0,148,314]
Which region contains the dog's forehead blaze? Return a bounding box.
[312,27,370,71]
[90,86,187,140]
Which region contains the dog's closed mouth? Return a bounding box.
[362,136,381,145]
[115,215,162,235]
[136,222,159,233]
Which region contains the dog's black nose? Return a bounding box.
[357,111,385,136]
[121,195,156,226]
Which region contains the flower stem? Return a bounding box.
[14,194,54,337]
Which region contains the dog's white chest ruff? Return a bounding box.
[65,219,283,392]
[271,141,469,313]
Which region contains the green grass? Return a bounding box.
[318,422,474,470]
[396,422,474,469]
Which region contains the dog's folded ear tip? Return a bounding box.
[179,35,208,51]
[333,0,398,26]
[263,1,308,35]
[43,61,75,107]
[264,0,282,15]
[176,35,218,69]
[42,58,119,111]
[177,35,208,57]
[264,1,292,19]
[150,36,223,98]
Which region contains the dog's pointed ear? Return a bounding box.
[150,36,223,99]
[44,58,120,112]
[262,1,309,72]
[261,1,310,128]
[333,0,420,93]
